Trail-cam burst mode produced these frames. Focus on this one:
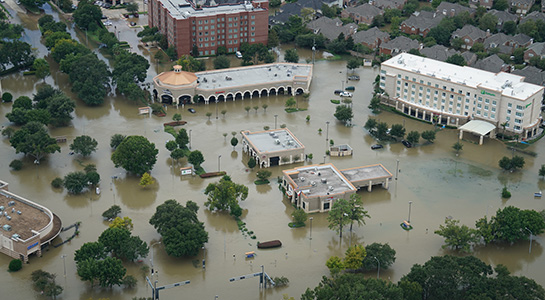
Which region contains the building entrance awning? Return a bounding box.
[458,120,496,145]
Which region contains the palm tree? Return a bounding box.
[500,122,508,140]
[253,106,259,113]
[221,110,227,118]
[346,194,370,233]
[244,106,251,115]
[206,112,212,120]
[262,104,268,112]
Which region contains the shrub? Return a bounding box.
[502,187,511,198]
[2,92,13,102]
[9,259,22,272]
[51,177,63,188]
[9,159,23,171]
[123,275,137,288]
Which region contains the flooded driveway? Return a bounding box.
[1,7,545,300]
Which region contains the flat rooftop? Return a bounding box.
[382,53,543,100]
[0,191,50,240]
[243,129,303,153]
[196,63,313,91]
[287,164,355,197]
[341,164,392,182]
[159,0,266,20]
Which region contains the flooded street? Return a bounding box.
[1,5,545,300]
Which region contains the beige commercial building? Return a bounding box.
[0,180,62,262]
[282,164,392,213]
[153,63,313,105]
[380,53,544,140]
[241,128,305,168]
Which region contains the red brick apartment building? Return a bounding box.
[148,0,269,56]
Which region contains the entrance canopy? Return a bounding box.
[459,120,496,145]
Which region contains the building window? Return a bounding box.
[484,105,488,110]
[492,100,497,105]
[516,105,523,110]
[507,109,511,114]
[507,103,512,108]
[324,202,330,210]
[491,113,495,118]
[514,125,521,130]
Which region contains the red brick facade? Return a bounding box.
[148,0,269,56]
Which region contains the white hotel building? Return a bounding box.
[379,53,544,139]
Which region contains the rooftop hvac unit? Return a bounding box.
[314,167,318,172]
[311,181,316,186]
[275,139,280,144]
[8,201,15,206]
[321,178,327,184]
[11,208,14,213]
[328,186,334,191]
[17,211,21,215]
[11,234,19,239]
[269,132,275,136]
[0,206,4,211]
[2,224,11,231]
[6,216,11,221]
[272,133,278,138]
[299,177,306,182]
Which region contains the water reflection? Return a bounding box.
[474,241,543,273]
[114,176,159,209]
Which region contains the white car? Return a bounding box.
[103,20,113,26]
[340,91,353,97]
[235,51,242,59]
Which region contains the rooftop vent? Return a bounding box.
[8,201,15,206]
[328,186,334,191]
[275,139,280,144]
[321,178,327,184]
[299,177,306,182]
[311,181,316,186]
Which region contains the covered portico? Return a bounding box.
[458,120,496,145]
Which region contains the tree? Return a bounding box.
[63,171,88,194]
[9,122,59,161]
[204,175,248,217]
[334,105,353,124]
[206,112,212,120]
[74,242,107,264]
[452,141,463,154]
[346,58,360,71]
[253,106,259,113]
[451,37,464,50]
[98,227,148,261]
[77,258,101,287]
[345,194,370,233]
[476,206,545,244]
[327,198,352,238]
[479,13,498,32]
[285,48,299,63]
[406,131,420,144]
[364,118,377,132]
[73,0,102,30]
[362,243,396,271]
[149,200,208,257]
[421,130,436,143]
[45,93,75,127]
[539,165,545,178]
[214,55,230,69]
[256,170,272,182]
[268,29,279,48]
[109,216,134,231]
[325,256,345,275]
[221,110,227,118]
[33,58,50,81]
[70,135,98,157]
[176,129,190,149]
[498,155,525,172]
[125,2,139,14]
[343,245,366,271]
[262,104,268,112]
[172,113,182,122]
[493,0,508,11]
[97,257,126,288]
[9,160,23,171]
[2,92,13,103]
[9,259,22,271]
[111,51,150,101]
[102,205,121,219]
[231,136,239,150]
[86,171,100,186]
[292,209,308,226]
[376,122,389,140]
[502,21,517,35]
[248,157,256,168]
[111,136,158,175]
[446,54,466,66]
[302,274,403,299]
[389,124,405,140]
[427,26,453,46]
[188,150,205,168]
[285,97,296,109]
[140,172,155,188]
[31,270,63,299]
[434,218,479,253]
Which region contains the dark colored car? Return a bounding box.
[188,108,196,113]
[134,12,139,18]
[371,144,384,150]
[334,89,342,95]
[401,140,412,148]
[130,22,137,26]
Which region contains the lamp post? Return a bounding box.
[323,155,326,164]
[60,254,67,277]
[202,246,206,269]
[325,121,330,142]
[374,257,380,279]
[150,241,161,278]
[408,201,413,223]
[274,114,278,129]
[309,217,313,240]
[218,155,221,172]
[189,129,192,149]
[395,159,400,180]
[525,227,533,254]
[215,100,218,119]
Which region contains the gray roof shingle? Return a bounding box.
[352,27,390,45]
[344,3,383,19]
[401,11,444,32]
[420,45,457,61]
[473,54,506,73]
[512,66,545,85]
[436,2,475,16]
[381,36,420,52]
[452,25,487,41]
[307,17,357,41]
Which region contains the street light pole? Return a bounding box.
[189,129,192,149]
[525,227,533,254]
[60,254,67,277]
[215,100,218,119]
[395,159,400,180]
[309,217,313,240]
[274,114,278,129]
[374,257,380,279]
[218,155,221,172]
[326,121,330,142]
[408,201,413,223]
[150,241,162,278]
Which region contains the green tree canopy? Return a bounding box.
[111,135,158,175]
[110,134,126,149]
[285,48,299,63]
[70,135,98,157]
[188,150,205,168]
[204,175,248,217]
[63,171,88,194]
[74,242,107,264]
[361,243,396,271]
[334,105,353,124]
[149,200,209,257]
[73,0,102,30]
[421,130,436,143]
[33,58,50,81]
[98,227,148,261]
[446,54,466,66]
[302,274,403,299]
[10,121,60,162]
[327,198,352,238]
[389,124,405,139]
[406,131,420,144]
[214,55,231,69]
[476,206,545,244]
[434,218,479,253]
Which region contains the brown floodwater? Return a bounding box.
[1,4,545,300]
